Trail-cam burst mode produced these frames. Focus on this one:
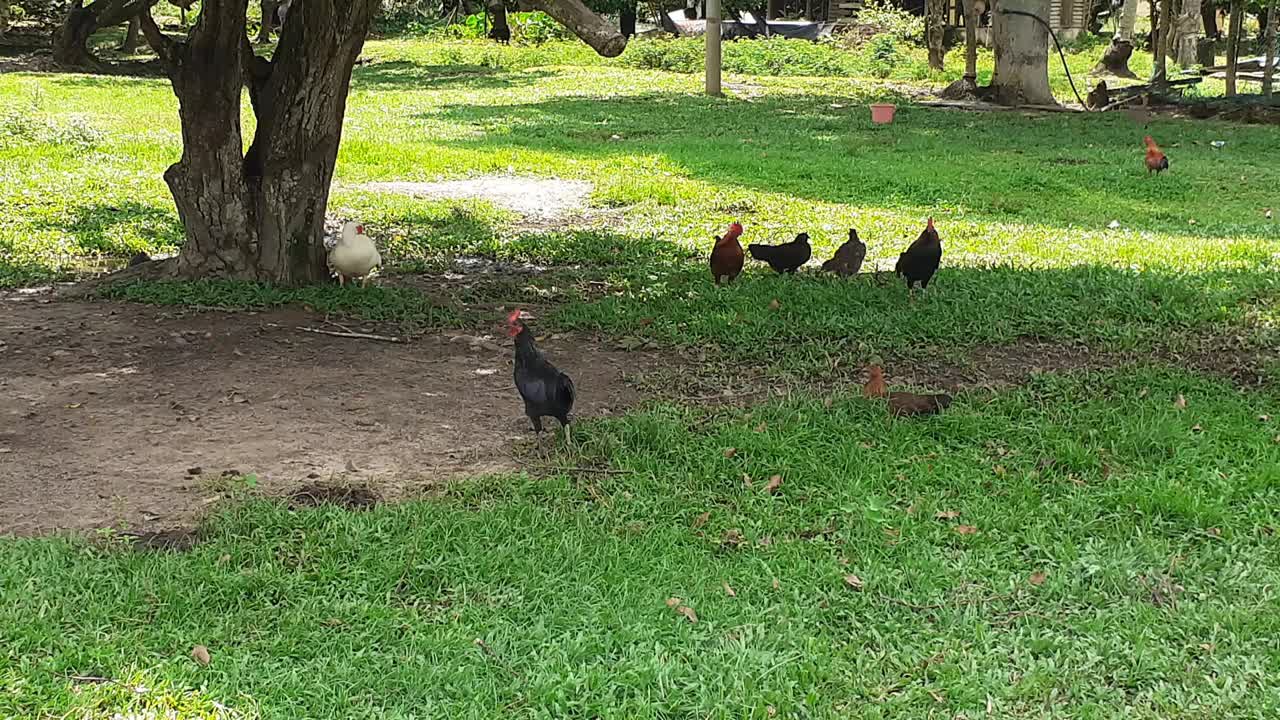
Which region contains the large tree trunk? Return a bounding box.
[0,2,11,38]
[140,0,375,283]
[926,0,947,70]
[1172,0,1203,66]
[136,0,627,284]
[964,0,978,80]
[53,0,154,66]
[987,0,1056,105]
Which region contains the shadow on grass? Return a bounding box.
[352,61,556,90]
[29,200,183,255]
[425,91,1280,237]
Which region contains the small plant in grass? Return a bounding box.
[0,88,104,150]
[863,33,900,78]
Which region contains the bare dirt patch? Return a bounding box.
[0,294,648,537]
[362,176,594,221]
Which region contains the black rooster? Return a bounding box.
[894,218,942,298]
[748,232,811,274]
[507,310,575,443]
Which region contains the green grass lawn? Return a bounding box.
[3,30,1280,719]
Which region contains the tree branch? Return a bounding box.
[138,7,177,70]
[522,0,627,57]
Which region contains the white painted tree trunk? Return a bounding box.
[706,0,722,95]
[1117,0,1138,41]
[1172,0,1204,67]
[988,0,1056,105]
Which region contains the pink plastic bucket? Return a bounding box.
[870,103,897,124]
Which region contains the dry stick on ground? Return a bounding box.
[295,326,403,343]
[529,464,634,475]
[474,638,523,680]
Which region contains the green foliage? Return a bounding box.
[621,36,870,76]
[855,0,925,43]
[863,33,899,78]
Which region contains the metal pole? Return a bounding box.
[706,0,722,96]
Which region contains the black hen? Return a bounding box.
[507,310,575,440]
[894,218,942,296]
[748,232,811,274]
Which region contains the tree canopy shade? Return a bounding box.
[139,0,625,284]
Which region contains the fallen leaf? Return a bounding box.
[1191,424,1203,433]
[953,525,980,536]
[1029,571,1047,586]
[665,597,682,608]
[1174,394,1187,409]
[692,511,710,530]
[1207,527,1221,537]
[993,465,1007,477]
[928,689,945,704]
[65,403,82,409]
[987,695,995,714]
[721,528,745,547]
[757,535,773,546]
[763,475,783,494]
[216,554,231,565]
[723,581,737,597]
[823,397,834,408]
[771,577,780,590]
[1199,642,1215,653]
[639,318,654,326]
[882,527,900,538]
[190,645,211,666]
[767,299,781,311]
[934,510,960,521]
[742,473,753,487]
[678,605,698,623]
[754,422,767,433]
[723,448,738,458]
[843,574,864,590]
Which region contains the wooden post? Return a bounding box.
[1225,0,1243,95]
[1263,0,1277,96]
[706,0,722,96]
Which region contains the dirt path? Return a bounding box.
[0,295,644,536]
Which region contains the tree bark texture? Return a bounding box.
[964,0,978,80]
[140,0,376,284]
[0,2,11,38]
[487,0,510,42]
[988,0,1056,105]
[926,0,947,70]
[53,0,156,65]
[1225,0,1242,94]
[1171,0,1202,67]
[1094,36,1137,76]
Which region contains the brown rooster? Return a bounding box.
[1144,136,1169,175]
[710,222,745,285]
[863,365,887,398]
[821,228,867,277]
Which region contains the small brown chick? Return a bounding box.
[863,365,887,399]
[888,391,952,417]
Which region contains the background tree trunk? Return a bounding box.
[1225,0,1242,94]
[1171,0,1203,66]
[987,0,1056,105]
[620,2,636,35]
[487,0,510,42]
[1116,0,1137,39]
[766,0,782,19]
[1263,0,1276,96]
[120,13,140,51]
[1094,36,1137,76]
[1153,0,1172,82]
[53,0,155,66]
[926,0,947,70]
[0,2,11,38]
[257,0,279,42]
[1200,0,1217,36]
[964,0,978,81]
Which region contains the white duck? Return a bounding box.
[327,221,381,287]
